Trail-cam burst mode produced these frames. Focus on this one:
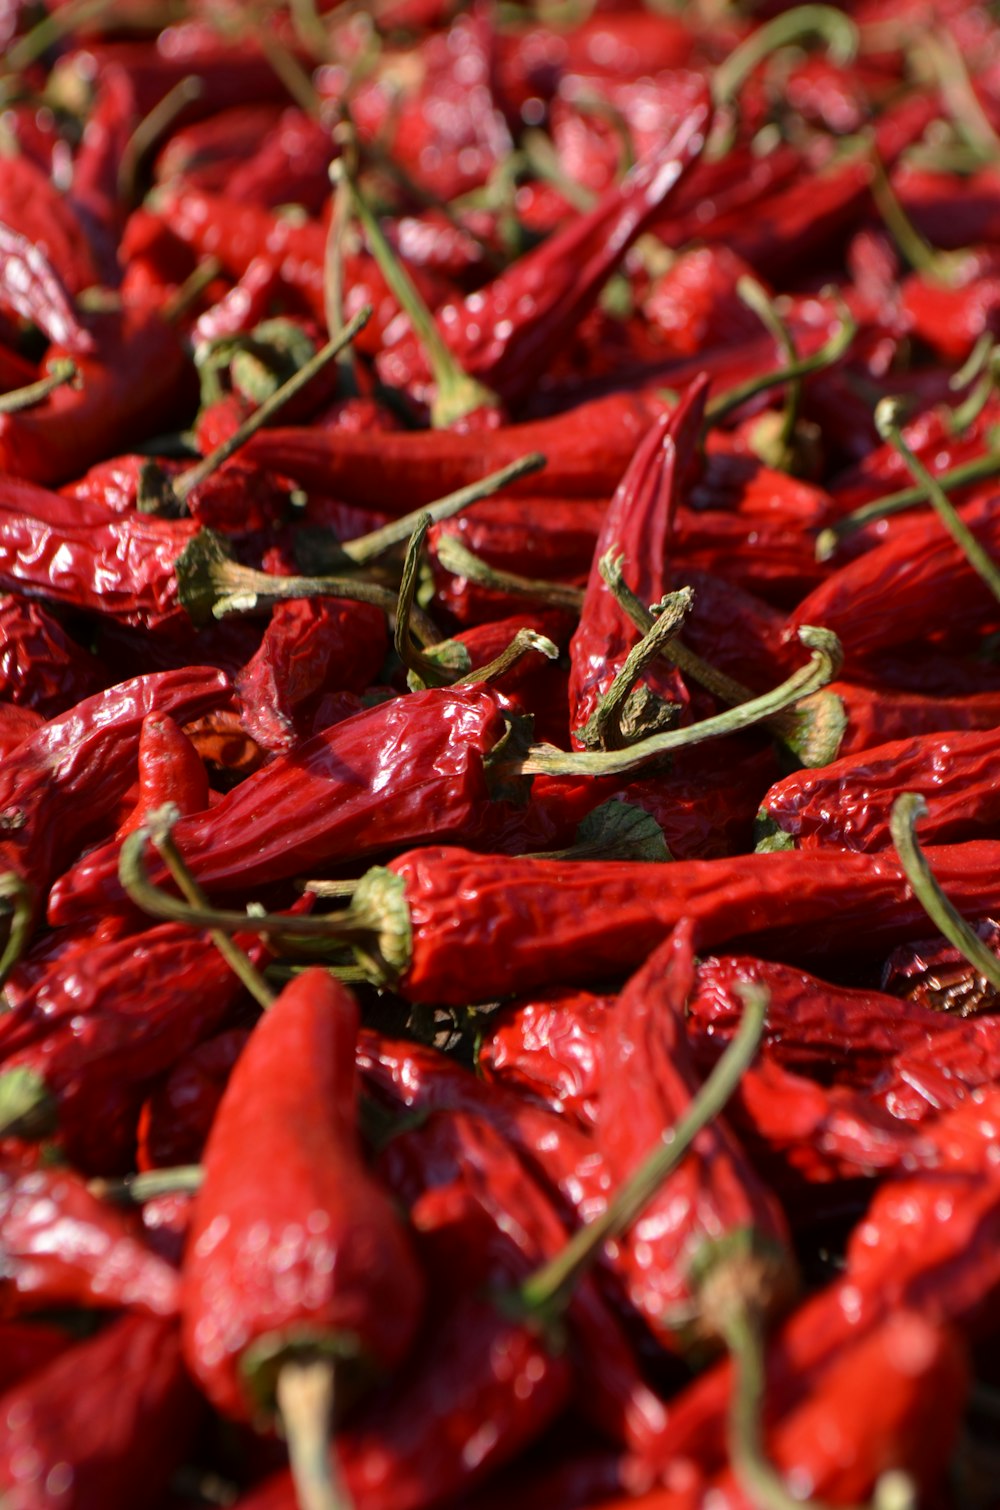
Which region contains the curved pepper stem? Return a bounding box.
[514,984,769,1321]
[515,626,842,778]
[735,277,803,473]
[890,792,1000,995]
[336,158,501,428]
[118,75,204,209]
[581,579,693,752]
[433,533,586,613]
[874,397,1000,605]
[90,1165,205,1204]
[815,450,1000,560]
[0,359,78,415]
[394,517,469,688]
[0,872,37,993]
[705,303,856,430]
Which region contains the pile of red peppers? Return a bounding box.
[5,0,1000,1505]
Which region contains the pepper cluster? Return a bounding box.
[2,1,1000,1508]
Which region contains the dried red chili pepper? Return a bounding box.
[0,1159,181,1319]
[49,684,514,925]
[569,378,707,748]
[116,711,210,838]
[0,306,192,486]
[182,969,425,1441]
[0,155,98,297]
[0,1314,202,1510]
[137,1027,249,1171]
[831,680,1000,757]
[478,987,614,1129]
[0,220,94,355]
[0,705,44,760]
[337,838,1000,1004]
[759,726,1000,853]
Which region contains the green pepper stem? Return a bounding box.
[433,534,586,613]
[344,452,547,565]
[815,450,1000,560]
[145,805,276,1011]
[173,305,372,503]
[922,30,1000,164]
[89,1165,205,1204]
[277,1360,352,1510]
[0,359,78,415]
[584,580,693,751]
[517,627,842,778]
[118,823,371,949]
[868,146,954,282]
[516,983,768,1318]
[118,75,204,207]
[162,256,223,326]
[0,872,37,995]
[456,628,559,687]
[706,303,856,429]
[338,159,500,427]
[2,0,111,80]
[736,277,800,469]
[890,793,1000,994]
[874,397,1000,605]
[393,516,448,686]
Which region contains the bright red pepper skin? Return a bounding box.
[478,987,614,1128]
[0,155,98,295]
[235,598,388,755]
[832,680,1000,757]
[352,840,1000,1004]
[0,1160,180,1319]
[0,308,193,486]
[595,922,790,1344]
[116,712,210,837]
[760,727,1000,852]
[0,923,265,1168]
[47,684,512,925]
[182,969,425,1422]
[0,1315,202,1510]
[0,705,44,759]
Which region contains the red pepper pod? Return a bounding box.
[833,680,1000,757]
[116,712,210,838]
[347,839,1000,1004]
[478,987,614,1128]
[48,684,512,925]
[0,1160,181,1319]
[0,595,102,718]
[568,377,708,745]
[0,1314,202,1510]
[0,307,192,486]
[759,726,1000,852]
[138,1027,250,1171]
[596,923,789,1340]
[182,969,424,1423]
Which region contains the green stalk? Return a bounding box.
[815,450,1000,560]
[339,161,500,427]
[735,276,800,471]
[144,805,275,1010]
[515,627,842,778]
[874,397,1000,605]
[0,360,78,415]
[583,585,693,752]
[515,984,769,1319]
[0,873,37,996]
[433,534,586,613]
[705,305,856,429]
[890,793,1000,994]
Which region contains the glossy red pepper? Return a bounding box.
[0,595,102,717]
[182,968,425,1422]
[137,1027,249,1171]
[116,711,210,837]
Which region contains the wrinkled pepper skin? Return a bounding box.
[352,840,1000,1004]
[0,596,102,718]
[47,684,512,924]
[760,727,1000,852]
[182,970,425,1422]
[0,1315,202,1510]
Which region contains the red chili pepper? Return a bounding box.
[0,705,44,759]
[0,1314,202,1510]
[235,597,388,754]
[594,922,789,1344]
[0,155,98,297]
[831,680,1000,756]
[182,968,425,1424]
[568,379,707,746]
[0,1159,181,1318]
[478,987,614,1129]
[342,839,1000,1004]
[48,684,514,926]
[787,485,1000,662]
[0,307,193,485]
[0,922,266,1159]
[66,65,137,283]
[759,726,1000,852]
[0,220,94,356]
[116,711,210,838]
[377,82,711,408]
[0,666,228,919]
